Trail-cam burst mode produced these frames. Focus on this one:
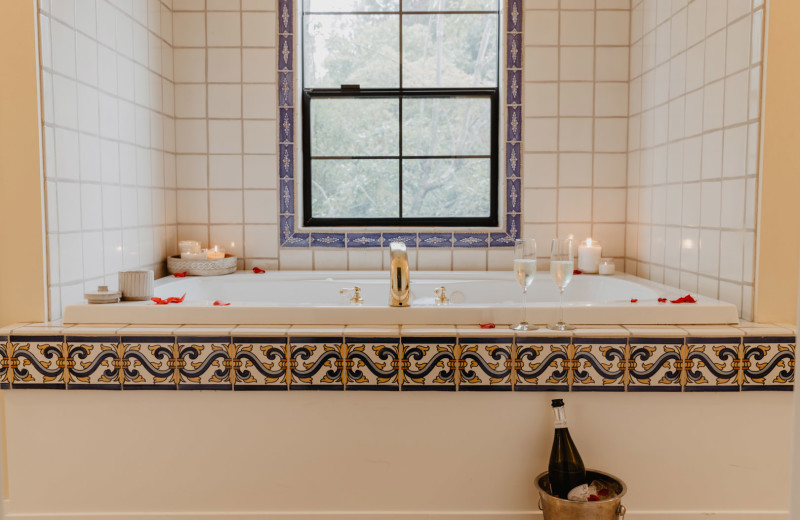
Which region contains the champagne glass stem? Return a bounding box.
[522,287,527,324]
[559,288,564,324]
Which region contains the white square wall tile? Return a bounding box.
[720,179,745,229]
[596,47,629,82]
[592,189,626,223]
[175,120,208,154]
[560,11,594,46]
[594,154,626,187]
[701,130,723,180]
[594,83,628,117]
[452,249,487,270]
[559,83,593,117]
[173,12,206,47]
[592,223,625,257]
[524,188,557,223]
[417,249,452,270]
[523,153,557,188]
[210,225,244,258]
[560,47,594,81]
[244,121,277,154]
[210,191,244,224]
[699,181,722,228]
[698,229,720,276]
[719,231,744,282]
[243,84,278,119]
[242,12,276,46]
[208,49,242,82]
[208,84,242,118]
[209,120,243,154]
[174,49,206,82]
[557,189,592,223]
[279,248,313,270]
[177,155,208,189]
[524,118,558,153]
[559,153,592,187]
[724,70,749,126]
[207,12,241,47]
[596,10,630,46]
[245,224,279,257]
[348,250,383,270]
[209,155,244,189]
[524,83,558,118]
[524,47,558,82]
[595,119,628,152]
[243,49,277,83]
[244,190,278,224]
[559,118,593,152]
[174,84,206,117]
[524,10,558,45]
[177,190,209,224]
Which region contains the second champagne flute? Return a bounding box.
[549,237,575,331]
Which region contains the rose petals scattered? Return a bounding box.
[151,293,186,305]
[253,267,266,274]
[671,294,697,304]
[213,300,230,306]
[658,297,668,303]
[588,495,600,502]
[479,323,496,329]
[173,272,187,278]
[573,269,582,275]
[630,298,638,303]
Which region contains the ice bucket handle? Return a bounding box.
[538,495,543,510]
[617,504,626,519]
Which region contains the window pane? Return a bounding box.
[403,97,491,156]
[402,0,498,11]
[304,14,399,88]
[305,0,399,12]
[312,159,399,218]
[402,158,490,217]
[311,98,399,156]
[402,14,498,88]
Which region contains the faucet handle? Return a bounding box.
[340,286,364,305]
[434,286,450,305]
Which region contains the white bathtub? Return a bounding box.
[63,271,739,325]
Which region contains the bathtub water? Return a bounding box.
[63,271,739,325]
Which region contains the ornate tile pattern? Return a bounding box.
[458,337,513,390]
[684,337,741,391]
[289,336,344,390]
[279,0,520,249]
[66,336,122,390]
[401,336,457,390]
[8,335,66,388]
[344,336,400,390]
[570,338,627,391]
[515,336,571,391]
[628,338,684,391]
[0,333,793,392]
[742,336,796,390]
[231,336,288,390]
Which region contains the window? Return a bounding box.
[301,0,500,227]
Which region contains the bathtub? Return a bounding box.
[63,271,739,325]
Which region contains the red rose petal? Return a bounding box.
[588,495,599,501]
[671,294,697,304]
[573,269,582,275]
[151,297,164,304]
[213,300,230,306]
[253,267,266,274]
[631,298,638,303]
[479,323,496,329]
[598,489,609,496]
[658,297,668,303]
[173,272,187,278]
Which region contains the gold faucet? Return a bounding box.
[389,242,410,307]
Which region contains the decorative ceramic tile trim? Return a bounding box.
[278,0,520,249]
[0,333,794,392]
[742,336,796,391]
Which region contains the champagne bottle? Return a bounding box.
[548,398,587,499]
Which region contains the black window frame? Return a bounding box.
[300,5,501,228]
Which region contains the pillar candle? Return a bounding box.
[577,238,602,273]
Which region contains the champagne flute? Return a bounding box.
[511,238,537,331]
[549,238,575,331]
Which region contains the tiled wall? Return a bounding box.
[40,0,177,320]
[522,0,631,274]
[626,0,764,320]
[172,0,280,270]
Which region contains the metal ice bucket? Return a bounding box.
[535,469,627,520]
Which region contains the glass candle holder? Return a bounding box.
[598,258,615,275]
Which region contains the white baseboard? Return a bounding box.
[3,511,789,520]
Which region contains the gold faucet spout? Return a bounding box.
[389,242,410,307]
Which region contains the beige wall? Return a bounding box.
[3,391,793,518]
[756,0,800,325]
[0,0,47,325]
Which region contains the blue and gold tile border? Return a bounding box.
[0,333,793,391]
[278,0,521,248]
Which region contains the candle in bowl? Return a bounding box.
[206,245,225,260]
[577,238,602,273]
[598,258,615,275]
[179,240,201,255]
[181,250,207,261]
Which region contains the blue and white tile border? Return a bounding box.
[277,0,522,249]
[1,332,793,391]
